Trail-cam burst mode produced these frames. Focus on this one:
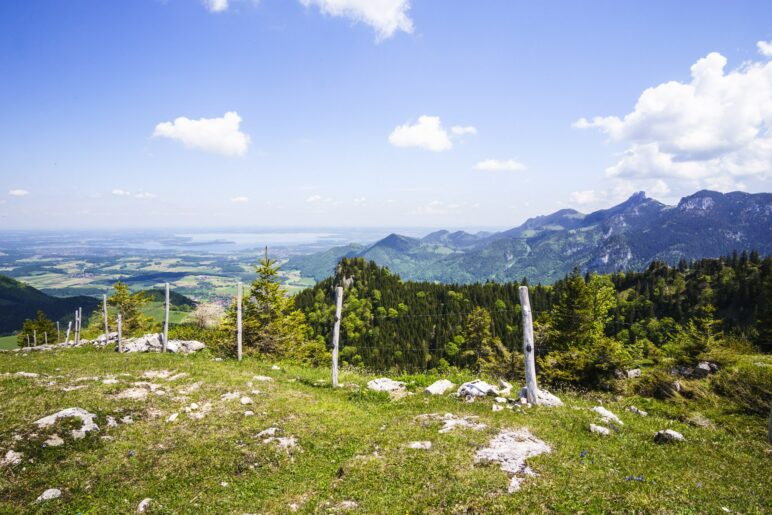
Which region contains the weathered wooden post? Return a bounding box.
[44,332,48,345]
[162,283,170,352]
[518,285,538,405]
[26,334,30,347]
[103,294,109,337]
[117,314,123,353]
[65,321,72,344]
[237,281,243,361]
[73,310,78,344]
[33,329,37,346]
[331,286,343,388]
[56,321,60,343]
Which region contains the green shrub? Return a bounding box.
[711,362,772,416]
[635,369,681,400]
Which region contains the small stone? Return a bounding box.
[244,411,255,417]
[1,450,23,466]
[271,365,281,370]
[626,368,641,378]
[627,406,648,417]
[654,429,685,443]
[492,404,504,412]
[166,413,179,423]
[257,427,280,437]
[406,441,432,450]
[220,481,229,487]
[590,424,610,436]
[253,375,273,382]
[137,498,152,512]
[35,488,62,502]
[240,396,253,405]
[44,434,65,447]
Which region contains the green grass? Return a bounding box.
[140,302,190,325]
[0,335,17,350]
[0,348,769,513]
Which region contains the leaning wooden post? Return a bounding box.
[331,286,343,388]
[65,321,72,344]
[518,285,538,405]
[117,314,123,353]
[102,294,109,337]
[162,283,170,352]
[56,321,60,343]
[236,281,243,361]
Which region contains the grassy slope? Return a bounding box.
[0,349,769,514]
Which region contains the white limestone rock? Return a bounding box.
[425,379,454,395]
[519,387,564,407]
[474,429,551,493]
[406,441,432,450]
[591,406,623,426]
[589,424,610,436]
[34,407,99,438]
[457,379,497,398]
[35,488,62,503]
[367,378,406,393]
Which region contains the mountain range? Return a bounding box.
[286,190,772,284]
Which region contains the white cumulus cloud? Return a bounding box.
[758,40,772,57]
[112,189,131,197]
[389,115,453,152]
[474,159,526,172]
[153,111,250,157]
[8,189,29,197]
[203,0,229,13]
[300,0,413,40]
[231,196,249,203]
[575,45,772,193]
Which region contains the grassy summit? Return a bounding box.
[0,348,769,513]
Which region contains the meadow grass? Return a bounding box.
[0,348,769,514]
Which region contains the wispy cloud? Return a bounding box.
[231,196,249,203]
[8,189,29,197]
[203,0,229,13]
[300,0,413,41]
[474,159,526,172]
[112,189,131,197]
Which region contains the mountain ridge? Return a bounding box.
[286,190,772,283]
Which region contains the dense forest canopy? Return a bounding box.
[295,253,772,375]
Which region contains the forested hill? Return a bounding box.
[287,190,772,284]
[294,253,772,372]
[0,275,99,335]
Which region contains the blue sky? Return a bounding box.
[1,0,771,229]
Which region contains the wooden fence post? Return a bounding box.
[56,321,60,343]
[65,321,71,344]
[162,283,170,352]
[44,332,48,345]
[33,329,37,346]
[117,314,123,353]
[518,286,539,405]
[237,281,243,361]
[331,286,343,387]
[103,294,109,336]
[26,334,30,347]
